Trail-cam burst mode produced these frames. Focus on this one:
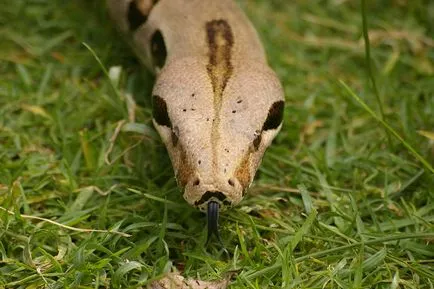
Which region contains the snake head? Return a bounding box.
[152,59,284,212]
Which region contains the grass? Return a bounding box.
[0,0,433,288]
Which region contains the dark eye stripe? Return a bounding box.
[151,30,167,69]
[127,1,148,31]
[253,134,262,150]
[171,126,179,147]
[262,101,284,131]
[152,95,172,127]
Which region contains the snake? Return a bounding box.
[107,0,284,242]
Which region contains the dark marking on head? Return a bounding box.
[235,152,251,189]
[195,191,227,206]
[232,110,236,113]
[206,20,234,94]
[253,134,262,150]
[150,29,167,69]
[228,179,235,187]
[176,148,194,188]
[237,100,243,104]
[182,109,187,112]
[127,0,148,31]
[171,126,179,147]
[206,19,235,174]
[152,95,171,127]
[263,101,284,131]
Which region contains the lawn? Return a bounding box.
[0,0,433,288]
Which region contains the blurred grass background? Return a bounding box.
[0,0,433,288]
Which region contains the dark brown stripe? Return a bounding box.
[234,152,251,190]
[176,147,195,188]
[128,0,149,31]
[253,134,262,150]
[206,20,234,95]
[152,95,171,127]
[206,19,234,173]
[127,0,160,31]
[171,126,179,147]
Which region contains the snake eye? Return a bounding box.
[150,29,167,69]
[262,101,284,131]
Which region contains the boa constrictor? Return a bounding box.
[107,0,284,242]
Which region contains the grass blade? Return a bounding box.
[361,0,390,145]
[339,80,434,174]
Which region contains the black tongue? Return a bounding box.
[206,201,223,246]
[205,202,229,256]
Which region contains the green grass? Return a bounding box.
[1,0,433,288]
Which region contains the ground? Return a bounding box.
[0,0,433,288]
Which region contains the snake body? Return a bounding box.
[107,0,284,239]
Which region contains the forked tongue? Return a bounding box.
[206,201,223,246]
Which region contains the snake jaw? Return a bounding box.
[206,201,222,245]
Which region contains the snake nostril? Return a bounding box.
[193,178,200,186]
[228,178,235,187]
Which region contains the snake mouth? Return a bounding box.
[206,201,222,245]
